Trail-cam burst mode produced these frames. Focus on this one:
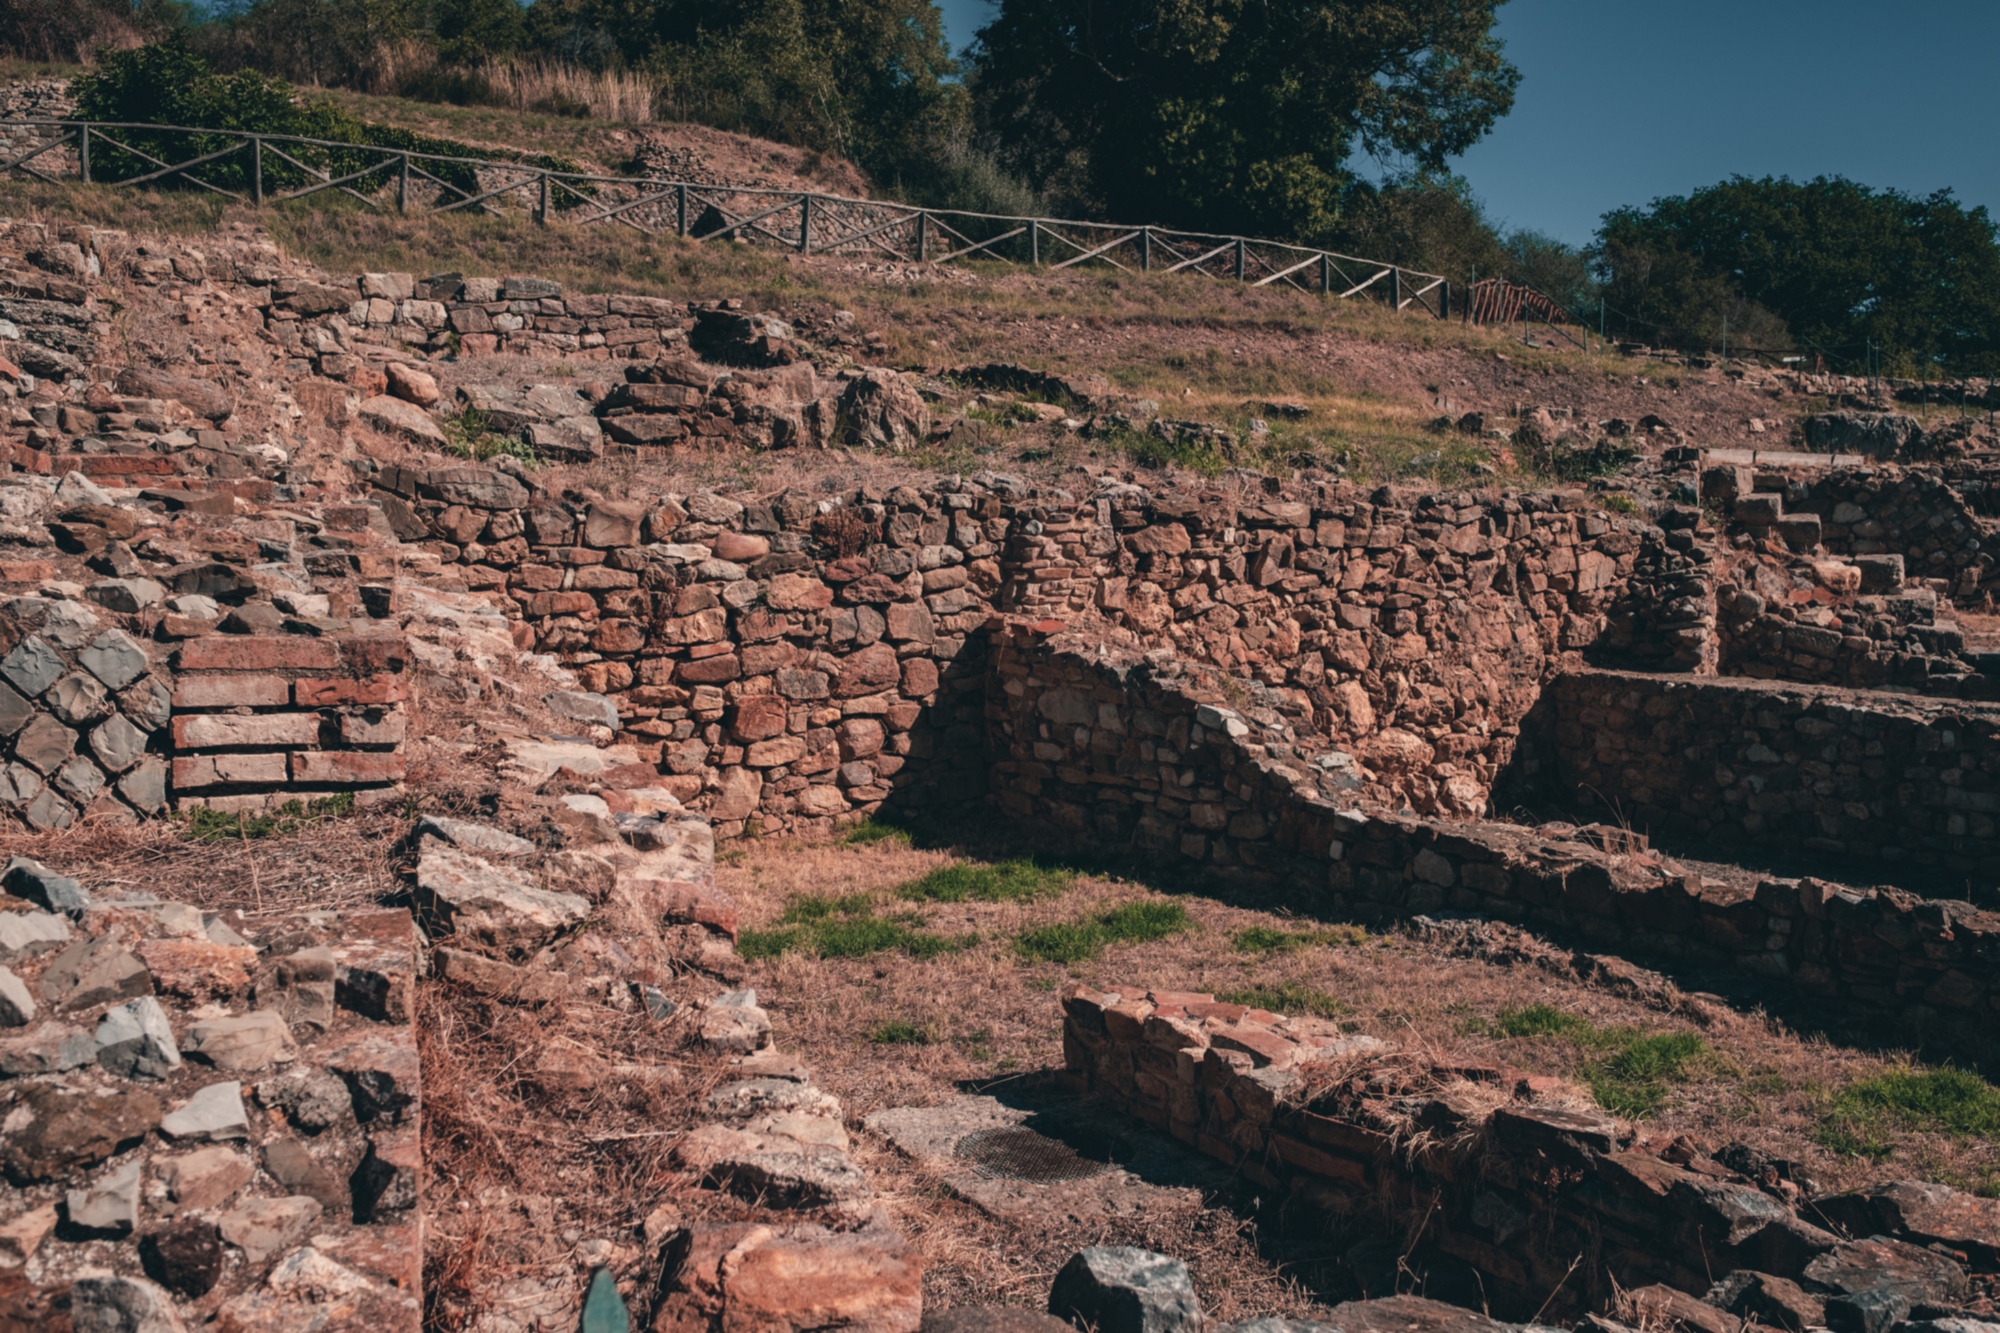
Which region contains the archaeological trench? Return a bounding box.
[0,208,1994,1333]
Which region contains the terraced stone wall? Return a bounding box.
[1524,669,2000,890]
[990,632,2000,1074]
[1060,983,2000,1324]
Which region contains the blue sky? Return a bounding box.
[936,0,2000,246]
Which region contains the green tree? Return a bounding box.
[433,0,523,64]
[1596,176,2000,371]
[967,0,1519,240]
[524,0,967,188]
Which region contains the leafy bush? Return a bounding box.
[74,37,589,204]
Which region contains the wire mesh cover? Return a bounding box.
[953,1125,1111,1183]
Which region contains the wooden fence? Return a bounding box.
[0,118,1451,316]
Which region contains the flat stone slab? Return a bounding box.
[864,1093,1226,1222]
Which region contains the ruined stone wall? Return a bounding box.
[1725,465,1998,605]
[396,469,1681,830]
[1526,669,2000,888]
[1060,983,2000,1322]
[989,632,2000,1072]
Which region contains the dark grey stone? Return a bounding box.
[96,996,182,1079]
[79,628,148,690]
[54,756,104,805]
[22,785,75,831]
[90,714,147,773]
[118,675,173,732]
[3,855,88,914]
[0,635,60,697]
[1048,1247,1203,1333]
[119,758,168,814]
[0,682,31,736]
[13,712,74,775]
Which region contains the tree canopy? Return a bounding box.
[967,0,1519,242]
[1596,176,2000,373]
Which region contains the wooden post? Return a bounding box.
[396,150,407,215]
[1031,220,1040,266]
[1392,269,1401,310]
[1234,238,1245,281]
[677,183,688,237]
[916,211,928,262]
[77,125,89,185]
[799,194,812,253]
[251,137,263,205]
[536,173,549,225]
[1440,281,1450,320]
[1140,228,1151,272]
[1320,253,1330,295]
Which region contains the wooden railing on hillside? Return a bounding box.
[0,118,1451,315]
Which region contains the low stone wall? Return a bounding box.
[1525,669,2000,887]
[1060,983,2000,1322]
[990,632,2000,1073]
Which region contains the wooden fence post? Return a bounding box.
[77,125,89,185]
[1320,254,1331,295]
[1440,282,1450,320]
[397,151,407,215]
[1031,220,1040,266]
[1234,239,1245,281]
[251,137,263,205]
[1140,228,1151,272]
[536,173,549,225]
[677,184,688,237]
[1392,269,1401,309]
[799,194,812,253]
[916,212,928,262]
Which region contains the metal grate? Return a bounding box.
[954,1126,1111,1183]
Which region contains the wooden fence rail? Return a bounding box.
[0,119,1450,317]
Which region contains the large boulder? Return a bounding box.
[114,367,234,422]
[838,370,928,451]
[358,394,446,446]
[414,844,589,954]
[654,1217,921,1333]
[1048,1247,1203,1333]
[1802,412,1924,459]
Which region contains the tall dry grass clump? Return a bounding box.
[473,57,657,123]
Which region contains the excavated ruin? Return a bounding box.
[0,211,1994,1333]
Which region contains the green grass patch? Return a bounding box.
[1816,1068,2000,1159]
[184,793,355,843]
[901,859,1074,904]
[1014,900,1194,963]
[1490,1004,1715,1119]
[869,1019,939,1045]
[1231,924,1367,954]
[744,893,974,961]
[1219,983,1351,1020]
[841,818,911,849]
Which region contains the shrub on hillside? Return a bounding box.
[75,37,589,203]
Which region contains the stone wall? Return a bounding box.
[392,462,1677,830]
[1524,669,2000,890]
[167,630,412,813]
[1060,982,2000,1323]
[989,631,2000,1073]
